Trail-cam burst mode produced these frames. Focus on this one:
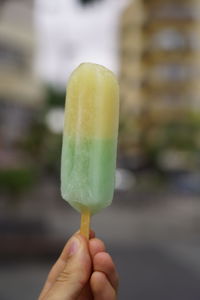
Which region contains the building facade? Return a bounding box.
[0,0,43,168]
[119,0,200,170]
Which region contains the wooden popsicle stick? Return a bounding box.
[80,210,91,239]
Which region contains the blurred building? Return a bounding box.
[119,0,145,164]
[142,0,200,118]
[0,0,43,168]
[119,0,200,171]
[120,0,144,115]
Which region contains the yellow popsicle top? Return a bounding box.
[64,63,119,139]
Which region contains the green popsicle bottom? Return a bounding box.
[61,135,117,215]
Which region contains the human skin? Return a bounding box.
[38,231,119,300]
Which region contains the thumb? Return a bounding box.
[44,234,92,300]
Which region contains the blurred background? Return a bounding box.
[0,0,200,299]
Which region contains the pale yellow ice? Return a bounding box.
[64,63,119,139]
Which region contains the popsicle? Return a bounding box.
[61,63,119,238]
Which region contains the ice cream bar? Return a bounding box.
[61,63,119,237]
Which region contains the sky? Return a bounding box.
[34,0,130,88]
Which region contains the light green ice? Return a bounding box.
[61,135,117,214]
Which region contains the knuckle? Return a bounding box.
[56,269,71,283]
[108,263,115,274]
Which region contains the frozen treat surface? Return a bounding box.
[61,63,119,214]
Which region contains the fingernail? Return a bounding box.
[68,237,80,256]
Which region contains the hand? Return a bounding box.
[38,231,119,300]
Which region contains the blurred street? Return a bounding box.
[1,241,200,300]
[1,185,200,299]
